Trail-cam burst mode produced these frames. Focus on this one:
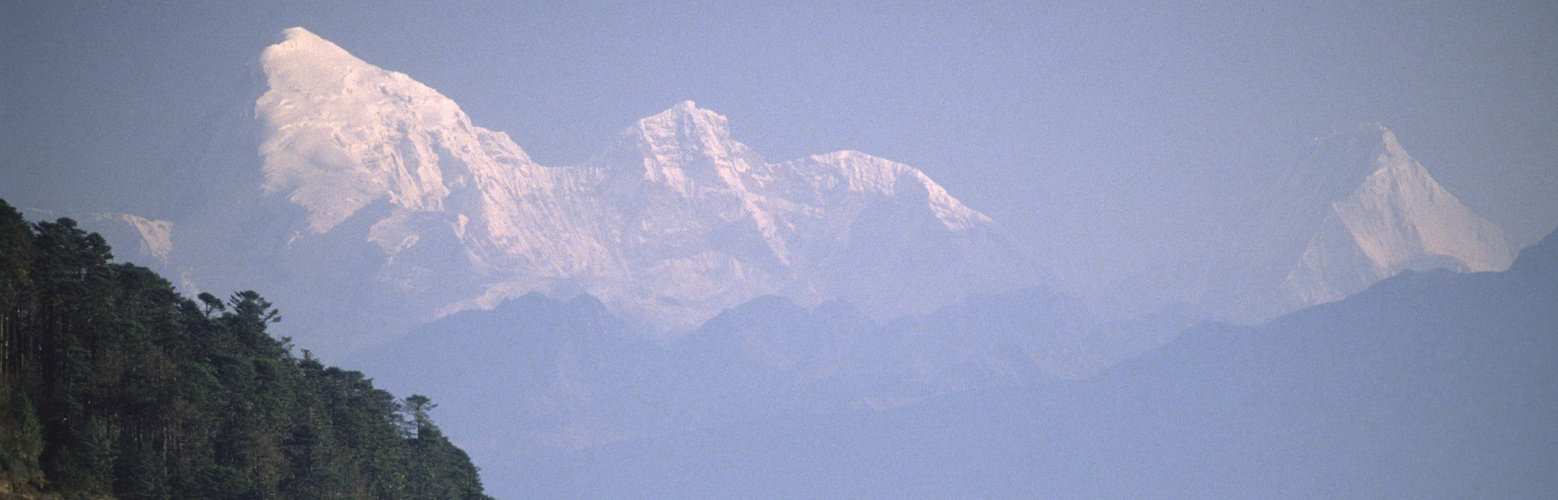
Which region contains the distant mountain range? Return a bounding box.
[1106,122,1516,324]
[41,29,1513,355]
[63,27,1036,354]
[547,227,1558,499]
[15,26,1547,499]
[1273,123,1513,311]
[348,282,1196,497]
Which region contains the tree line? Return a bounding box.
[0,200,492,499]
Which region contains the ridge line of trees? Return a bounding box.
[0,199,492,499]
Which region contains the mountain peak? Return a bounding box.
[600,101,761,185]
[187,31,1034,353]
[627,101,734,147]
[1357,123,1410,172]
[255,27,509,234]
[1280,124,1515,307]
[1328,121,1392,142]
[263,28,364,79]
[1307,122,1413,180]
[667,100,705,117]
[278,26,325,44]
[1349,121,1392,138]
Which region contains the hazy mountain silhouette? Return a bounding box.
[554,229,1558,499]
[352,281,1199,497]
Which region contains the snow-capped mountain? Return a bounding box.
[161,27,1035,352]
[1101,123,1517,325]
[1276,124,1514,308]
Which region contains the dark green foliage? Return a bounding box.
[403,396,488,500]
[0,200,493,499]
[0,384,45,494]
[180,465,256,500]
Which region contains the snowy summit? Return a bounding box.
[1279,123,1514,306]
[238,28,1037,346]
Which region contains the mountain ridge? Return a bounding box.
[1278,123,1514,307]
[1126,122,1523,325]
[136,27,1041,353]
[32,27,1517,356]
[551,226,1558,498]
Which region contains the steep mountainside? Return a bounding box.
[55,29,1511,353]
[145,27,1034,353]
[0,201,492,500]
[1277,124,1513,306]
[1159,123,1520,324]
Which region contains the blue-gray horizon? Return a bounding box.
[3,0,1556,302]
[5,5,1558,498]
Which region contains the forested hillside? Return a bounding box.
[0,200,491,499]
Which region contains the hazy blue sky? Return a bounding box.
[4,0,1556,288]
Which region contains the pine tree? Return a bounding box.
[0,200,494,499]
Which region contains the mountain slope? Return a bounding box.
[0,201,493,500]
[1083,124,1514,326]
[1160,123,1520,324]
[350,283,1195,498]
[557,229,1558,498]
[156,27,1035,353]
[1278,124,1514,306]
